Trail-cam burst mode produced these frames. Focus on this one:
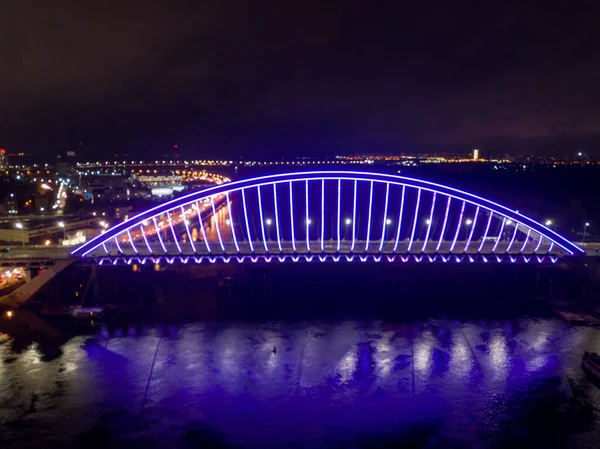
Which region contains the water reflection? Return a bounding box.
[0,319,599,448]
[489,332,509,378]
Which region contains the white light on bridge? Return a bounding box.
[345,218,351,225]
[465,219,473,225]
[15,222,23,229]
[507,220,513,225]
[585,222,590,227]
[225,219,231,225]
[425,219,432,225]
[265,218,273,225]
[545,220,553,226]
[57,221,65,228]
[386,218,392,225]
[306,219,312,225]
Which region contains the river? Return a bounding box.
[0,315,599,448]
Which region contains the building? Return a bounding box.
[0,149,7,171]
[56,150,78,180]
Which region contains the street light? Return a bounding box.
[386,218,392,225]
[345,218,351,225]
[265,218,273,226]
[583,222,590,244]
[15,222,24,248]
[425,219,432,225]
[545,219,553,227]
[465,219,473,225]
[57,221,66,240]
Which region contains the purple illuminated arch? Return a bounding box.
[72,171,583,259]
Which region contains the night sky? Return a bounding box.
[1,0,599,159]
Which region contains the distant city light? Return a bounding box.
[585,222,590,227]
[57,221,65,228]
[15,222,23,229]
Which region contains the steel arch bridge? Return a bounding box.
[72,171,582,265]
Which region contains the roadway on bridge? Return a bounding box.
[0,241,597,262]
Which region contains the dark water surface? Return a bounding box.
[1,316,600,448]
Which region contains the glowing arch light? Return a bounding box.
[73,171,582,261]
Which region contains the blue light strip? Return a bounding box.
[534,234,544,253]
[94,253,559,266]
[305,180,310,252]
[492,218,506,252]
[436,196,452,252]
[478,211,494,252]
[548,242,554,253]
[393,185,406,252]
[126,229,138,254]
[379,182,390,252]
[365,181,374,251]
[337,179,341,251]
[210,197,225,252]
[226,193,240,252]
[114,237,123,254]
[407,188,421,252]
[166,211,182,253]
[506,223,519,252]
[273,185,282,252]
[241,189,254,252]
[195,201,211,253]
[102,243,108,254]
[140,225,152,253]
[76,171,580,257]
[256,186,268,252]
[449,201,465,252]
[422,192,437,252]
[464,206,479,252]
[181,206,196,253]
[152,217,167,253]
[351,180,357,251]
[520,228,531,253]
[289,182,296,251]
[321,179,325,252]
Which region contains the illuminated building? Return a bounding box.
[0,149,6,171]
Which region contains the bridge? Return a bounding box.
[70,171,583,265]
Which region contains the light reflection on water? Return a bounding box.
[1,318,600,448]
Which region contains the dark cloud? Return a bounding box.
[0,0,599,157]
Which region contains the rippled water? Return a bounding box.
[1,317,599,448]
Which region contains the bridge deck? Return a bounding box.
[91,239,565,257]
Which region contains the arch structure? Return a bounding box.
[72,171,582,265]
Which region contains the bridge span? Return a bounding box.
[69,171,583,264]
